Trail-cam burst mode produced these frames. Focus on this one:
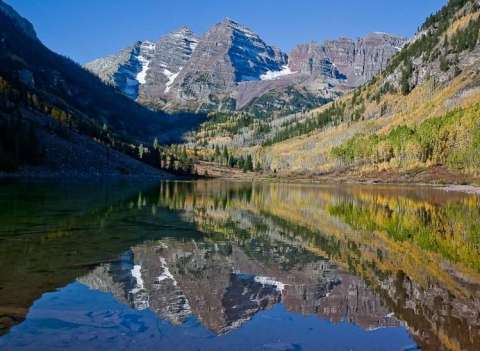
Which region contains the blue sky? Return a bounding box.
[6,0,447,64]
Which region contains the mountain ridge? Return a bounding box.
[0,0,36,40]
[86,18,405,115]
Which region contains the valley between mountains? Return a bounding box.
[1,0,480,185]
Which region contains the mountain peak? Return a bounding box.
[177,25,192,32]
[218,17,254,33]
[221,17,240,26]
[171,26,195,38]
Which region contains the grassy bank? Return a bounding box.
[331,103,480,176]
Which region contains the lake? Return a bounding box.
[0,180,479,351]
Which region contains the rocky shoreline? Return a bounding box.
[441,184,480,195]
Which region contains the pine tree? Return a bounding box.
[400,61,413,95]
[181,146,188,162]
[223,146,229,165]
[245,155,253,172]
[157,149,163,168]
[168,154,176,171]
[440,56,449,72]
[238,156,245,170]
[162,152,167,168]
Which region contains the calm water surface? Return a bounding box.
[0,180,479,351]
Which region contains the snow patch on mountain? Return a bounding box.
[163,68,182,93]
[131,264,145,292]
[130,264,149,310]
[136,41,155,84]
[254,275,286,292]
[157,257,178,286]
[189,40,198,51]
[260,65,295,81]
[136,57,150,84]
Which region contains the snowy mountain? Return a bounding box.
[139,27,199,109]
[86,19,405,114]
[223,18,288,82]
[84,41,156,100]
[165,18,289,111]
[85,27,199,103]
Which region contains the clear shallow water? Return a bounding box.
[0,181,479,351]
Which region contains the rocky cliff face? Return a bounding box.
[226,18,288,82]
[139,27,199,109]
[166,18,289,112]
[86,20,404,114]
[289,43,345,79]
[289,33,406,87]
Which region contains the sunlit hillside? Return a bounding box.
[185,0,480,184]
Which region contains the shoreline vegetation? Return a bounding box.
[2,159,480,189]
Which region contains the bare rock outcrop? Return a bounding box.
[289,33,406,87]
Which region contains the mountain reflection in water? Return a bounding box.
[0,180,479,351]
